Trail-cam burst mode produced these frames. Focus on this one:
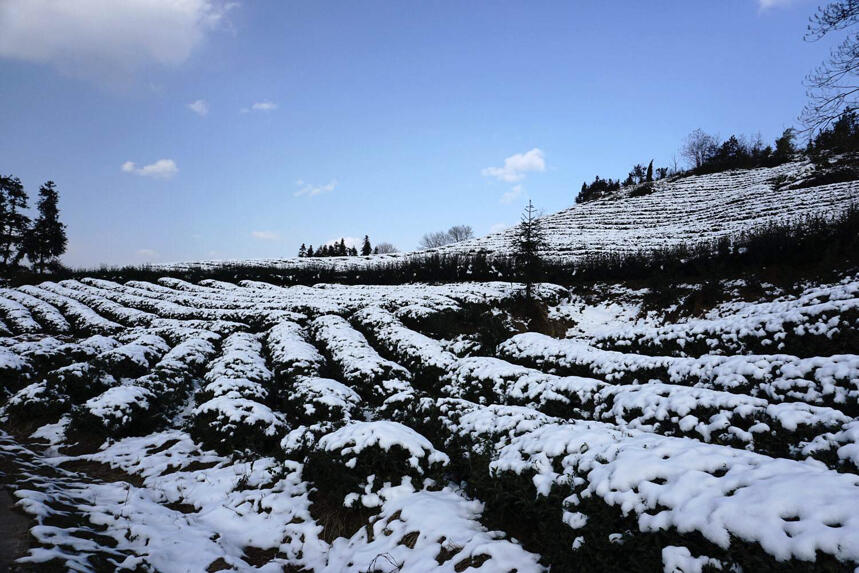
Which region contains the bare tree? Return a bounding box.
[680,129,719,169]
[373,242,398,254]
[419,231,451,249]
[801,0,859,132]
[447,225,474,242]
[418,224,474,249]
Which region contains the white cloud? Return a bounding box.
[136,248,159,260]
[489,223,509,234]
[482,148,546,183]
[251,230,280,241]
[294,179,337,198]
[188,99,209,116]
[122,159,178,179]
[241,100,278,113]
[500,184,524,204]
[0,0,237,81]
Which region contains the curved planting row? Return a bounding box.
[414,397,859,571]
[594,276,859,357]
[191,331,285,454]
[443,355,853,469]
[499,333,859,413]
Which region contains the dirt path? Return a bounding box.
[0,487,31,571]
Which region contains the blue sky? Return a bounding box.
[0,0,842,267]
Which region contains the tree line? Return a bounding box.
[575,107,858,205]
[575,0,859,205]
[576,160,670,204]
[1,174,67,274]
[297,235,399,258]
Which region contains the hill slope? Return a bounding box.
[159,160,859,272]
[434,159,858,259]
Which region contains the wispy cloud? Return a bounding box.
[0,0,238,82]
[489,223,509,234]
[241,100,278,113]
[294,179,337,198]
[121,159,178,179]
[135,248,159,260]
[482,148,546,183]
[758,0,792,10]
[188,99,209,116]
[251,230,280,240]
[500,184,524,204]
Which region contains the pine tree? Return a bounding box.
[512,200,546,301]
[645,160,654,182]
[306,245,314,257]
[361,235,372,256]
[0,174,31,268]
[24,181,66,273]
[773,128,797,162]
[348,246,358,256]
[338,238,347,256]
[298,243,307,257]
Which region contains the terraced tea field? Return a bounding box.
[1,275,858,571]
[158,160,859,273]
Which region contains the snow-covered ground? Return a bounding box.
[0,272,858,571]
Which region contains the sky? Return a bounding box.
[0,0,846,267]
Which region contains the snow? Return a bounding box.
[492,419,859,563]
[499,332,859,410]
[318,421,450,472]
[662,546,725,573]
[193,397,286,437]
[151,160,859,271]
[266,320,325,378]
[0,267,857,569]
[81,386,155,429]
[310,314,411,385]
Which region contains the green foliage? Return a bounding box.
[512,200,546,301]
[0,173,31,268]
[576,176,621,203]
[24,181,68,273]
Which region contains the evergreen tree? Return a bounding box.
[629,163,647,184]
[24,181,67,273]
[306,245,314,257]
[338,238,347,256]
[512,200,546,301]
[298,243,307,257]
[361,235,372,256]
[645,160,654,182]
[0,174,31,268]
[348,246,358,256]
[773,128,797,162]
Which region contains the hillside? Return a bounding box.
[0,271,858,570]
[439,159,858,259]
[157,160,859,273]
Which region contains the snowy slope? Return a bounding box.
[157,160,859,272]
